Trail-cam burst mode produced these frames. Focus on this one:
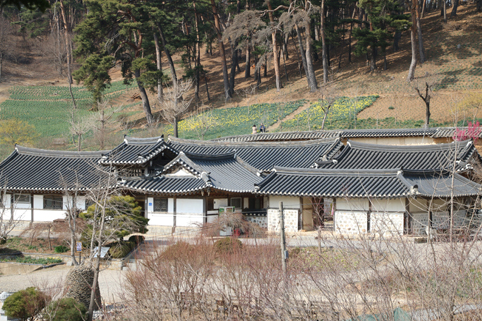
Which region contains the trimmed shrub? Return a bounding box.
[54,245,69,253]
[161,241,192,259]
[214,237,243,254]
[108,241,135,258]
[43,298,86,321]
[3,287,49,321]
[128,234,145,245]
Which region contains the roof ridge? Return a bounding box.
[124,135,164,145]
[346,139,471,151]
[15,146,109,158]
[169,136,338,147]
[273,167,402,176]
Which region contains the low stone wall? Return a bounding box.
[412,211,468,236]
[335,211,368,234]
[412,212,429,236]
[267,209,299,233]
[245,216,268,229]
[370,212,404,237]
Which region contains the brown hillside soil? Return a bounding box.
[0,3,481,130]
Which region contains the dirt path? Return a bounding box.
[268,100,312,131]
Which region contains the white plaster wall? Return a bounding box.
[148,213,174,226]
[76,196,86,210]
[62,195,73,210]
[147,197,154,212]
[269,196,300,209]
[213,198,228,209]
[11,209,30,221]
[267,208,298,233]
[371,199,405,212]
[243,198,249,209]
[33,195,43,209]
[336,198,369,211]
[370,212,404,237]
[409,198,427,212]
[2,194,11,208]
[168,198,174,213]
[335,211,368,234]
[34,210,65,222]
[176,213,204,227]
[177,199,203,214]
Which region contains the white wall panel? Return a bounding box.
[177,199,203,214]
[269,196,300,209]
[371,198,405,212]
[33,195,43,209]
[148,213,174,226]
[176,213,204,227]
[35,210,65,222]
[76,196,86,210]
[336,198,369,211]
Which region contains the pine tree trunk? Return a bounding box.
[295,25,311,89]
[194,1,201,101]
[348,22,353,62]
[267,0,281,91]
[158,24,178,94]
[153,32,163,103]
[245,44,251,78]
[443,0,447,22]
[59,0,77,109]
[210,0,231,100]
[135,69,154,124]
[229,43,237,95]
[291,33,303,78]
[451,0,459,16]
[174,115,179,138]
[305,25,317,92]
[407,0,418,82]
[478,0,482,13]
[393,31,401,51]
[203,70,211,101]
[0,52,2,82]
[321,0,328,83]
[415,0,426,63]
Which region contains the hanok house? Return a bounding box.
[0,131,481,237]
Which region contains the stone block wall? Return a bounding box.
[432,211,450,229]
[245,216,268,229]
[370,212,404,237]
[412,212,429,235]
[334,211,368,234]
[268,209,299,233]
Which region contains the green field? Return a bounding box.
[165,100,307,140]
[279,96,379,132]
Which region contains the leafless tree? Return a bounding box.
[160,78,194,138]
[0,184,24,244]
[186,108,219,140]
[69,109,95,151]
[414,82,434,128]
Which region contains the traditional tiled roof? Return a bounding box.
[168,137,342,171]
[211,130,341,142]
[211,128,439,142]
[255,168,482,198]
[121,152,263,194]
[432,127,482,139]
[99,136,176,165]
[315,140,477,171]
[0,146,109,192]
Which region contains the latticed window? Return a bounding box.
[154,198,168,212]
[44,195,63,210]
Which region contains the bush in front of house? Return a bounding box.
[214,237,243,254]
[54,245,69,253]
[108,241,135,258]
[3,287,49,321]
[43,298,87,321]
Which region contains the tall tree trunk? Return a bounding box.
[348,22,353,62]
[158,24,180,110]
[291,33,303,78]
[282,39,289,82]
[451,0,459,16]
[444,0,447,22]
[478,0,482,13]
[245,44,251,78]
[415,0,426,63]
[0,53,2,82]
[203,70,211,101]
[305,27,317,92]
[421,0,427,17]
[393,31,401,51]
[407,0,418,82]
[194,0,201,101]
[229,42,237,95]
[295,25,310,88]
[59,0,77,109]
[370,46,377,72]
[210,0,231,100]
[134,69,154,124]
[174,115,179,138]
[153,32,163,103]
[267,0,281,91]
[321,0,328,83]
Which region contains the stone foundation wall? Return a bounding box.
[412,211,469,236]
[412,212,429,235]
[335,211,368,234]
[432,211,450,229]
[370,212,404,237]
[245,216,268,229]
[267,209,299,233]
